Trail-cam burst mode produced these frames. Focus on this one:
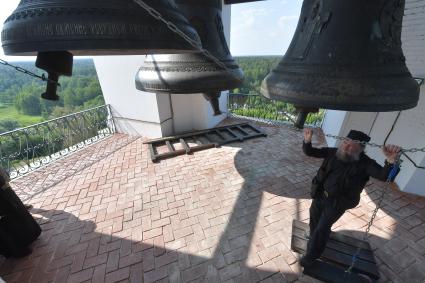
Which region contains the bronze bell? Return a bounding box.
[135,0,244,116]
[261,0,419,116]
[1,0,201,56]
[36,51,73,101]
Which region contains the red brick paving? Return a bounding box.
[0,119,424,282]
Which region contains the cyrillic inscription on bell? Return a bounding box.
[261,0,419,112]
[1,0,201,56]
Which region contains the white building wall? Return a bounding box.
[321,0,425,196]
[93,56,167,137]
[365,89,425,195]
[322,110,348,147]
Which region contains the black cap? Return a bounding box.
[347,130,371,143]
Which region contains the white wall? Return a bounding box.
[321,0,425,196]
[321,110,348,147]
[323,111,377,147]
[166,92,228,135]
[94,56,170,137]
[365,88,425,195]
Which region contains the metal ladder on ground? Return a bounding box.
[144,123,267,162]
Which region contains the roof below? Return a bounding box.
[2,118,425,282]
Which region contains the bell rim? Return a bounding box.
[260,94,419,112]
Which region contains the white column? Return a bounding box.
[94,56,170,138]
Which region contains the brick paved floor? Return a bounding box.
[1,119,425,283]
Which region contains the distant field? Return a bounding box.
[0,105,43,128]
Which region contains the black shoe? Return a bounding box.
[300,255,314,268]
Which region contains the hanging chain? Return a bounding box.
[0,59,60,86]
[325,134,425,154]
[133,0,243,83]
[346,155,401,274]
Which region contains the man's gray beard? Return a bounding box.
[336,147,360,163]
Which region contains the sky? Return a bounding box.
[230,0,302,56]
[0,0,302,61]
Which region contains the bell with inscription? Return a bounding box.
[261,0,419,121]
[135,0,244,116]
[1,0,201,56]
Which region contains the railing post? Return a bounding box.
[227,93,324,127]
[0,105,114,180]
[107,104,117,134]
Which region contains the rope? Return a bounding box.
[0,59,60,86]
[401,152,425,169]
[384,111,401,145]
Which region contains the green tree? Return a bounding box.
[15,88,41,116]
[1,59,105,121]
[0,119,20,133]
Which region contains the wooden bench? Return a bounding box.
[291,220,379,283]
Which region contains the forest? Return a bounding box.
[0,56,324,134]
[232,56,281,95]
[229,56,325,126]
[0,59,104,133]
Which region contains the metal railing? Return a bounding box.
[0,105,115,179]
[228,93,325,127]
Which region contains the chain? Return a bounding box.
[133,0,243,83]
[345,155,401,274]
[325,134,425,154]
[0,59,60,86]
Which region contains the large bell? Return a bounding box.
[135,0,244,115]
[261,0,419,113]
[1,0,201,56]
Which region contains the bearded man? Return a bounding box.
[300,129,401,267]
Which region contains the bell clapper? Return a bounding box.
[203,92,223,116]
[294,107,319,129]
[35,51,73,101]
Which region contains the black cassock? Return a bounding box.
[0,170,41,258]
